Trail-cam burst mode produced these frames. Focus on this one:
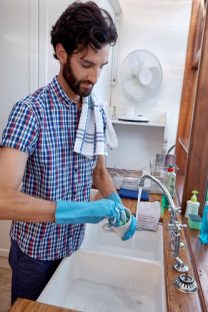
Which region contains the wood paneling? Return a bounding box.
[176,0,208,214]
[185,226,208,311]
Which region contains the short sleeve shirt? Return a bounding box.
[1,77,100,260]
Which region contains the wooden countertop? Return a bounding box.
[186,226,208,311]
[8,298,78,312]
[9,195,205,312]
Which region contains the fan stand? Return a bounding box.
[118,102,149,123]
[118,114,149,123]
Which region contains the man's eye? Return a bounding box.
[82,62,91,68]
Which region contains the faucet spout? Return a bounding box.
[139,174,177,223]
[138,174,192,285]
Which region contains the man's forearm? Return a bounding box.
[93,168,116,197]
[0,189,56,222]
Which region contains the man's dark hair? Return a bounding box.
[51,1,118,59]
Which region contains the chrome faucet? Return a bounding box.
[139,174,179,224]
[138,174,188,273]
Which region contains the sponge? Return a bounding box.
[188,214,202,230]
[119,188,149,201]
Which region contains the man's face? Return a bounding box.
[62,45,110,97]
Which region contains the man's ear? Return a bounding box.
[55,43,67,64]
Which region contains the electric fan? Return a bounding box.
[119,49,163,122]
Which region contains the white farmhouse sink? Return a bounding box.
[81,221,164,262]
[38,250,166,312]
[38,222,166,311]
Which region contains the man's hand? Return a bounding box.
[106,192,126,225]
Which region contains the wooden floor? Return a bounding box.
[0,257,11,312]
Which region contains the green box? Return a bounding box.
[188,214,202,230]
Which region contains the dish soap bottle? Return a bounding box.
[199,192,208,244]
[161,165,176,211]
[185,190,200,219]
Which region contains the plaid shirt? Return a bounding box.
[1,77,100,260]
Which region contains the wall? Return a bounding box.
[110,0,192,150]
[0,0,33,256]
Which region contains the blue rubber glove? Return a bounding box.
[121,215,137,241]
[106,192,126,225]
[107,192,123,205]
[55,199,126,225]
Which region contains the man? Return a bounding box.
[0,1,136,304]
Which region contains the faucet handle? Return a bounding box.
[168,207,181,214]
[168,223,175,229]
[180,223,187,229]
[175,221,187,232]
[169,221,187,233]
[176,207,182,213]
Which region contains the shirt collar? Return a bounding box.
[50,76,94,110]
[51,76,75,108]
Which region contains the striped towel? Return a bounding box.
[74,94,107,158]
[102,101,118,149]
[136,201,161,232]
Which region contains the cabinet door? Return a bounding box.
[38,0,116,103]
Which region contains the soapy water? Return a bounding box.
[63,278,156,312]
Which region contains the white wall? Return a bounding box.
[110,0,192,148]
[0,0,33,256]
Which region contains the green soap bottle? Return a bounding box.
[161,195,168,216]
[161,165,176,210]
[185,190,200,219]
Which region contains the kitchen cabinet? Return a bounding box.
[175,0,208,215]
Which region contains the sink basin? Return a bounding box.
[38,221,166,311]
[81,221,164,263]
[38,249,166,312]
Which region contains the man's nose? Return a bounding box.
[88,67,101,84]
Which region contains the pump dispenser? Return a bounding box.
[185,190,200,219]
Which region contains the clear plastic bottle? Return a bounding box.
[185,190,200,219]
[161,165,176,210]
[199,201,208,244]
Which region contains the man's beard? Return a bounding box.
[62,56,94,97]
